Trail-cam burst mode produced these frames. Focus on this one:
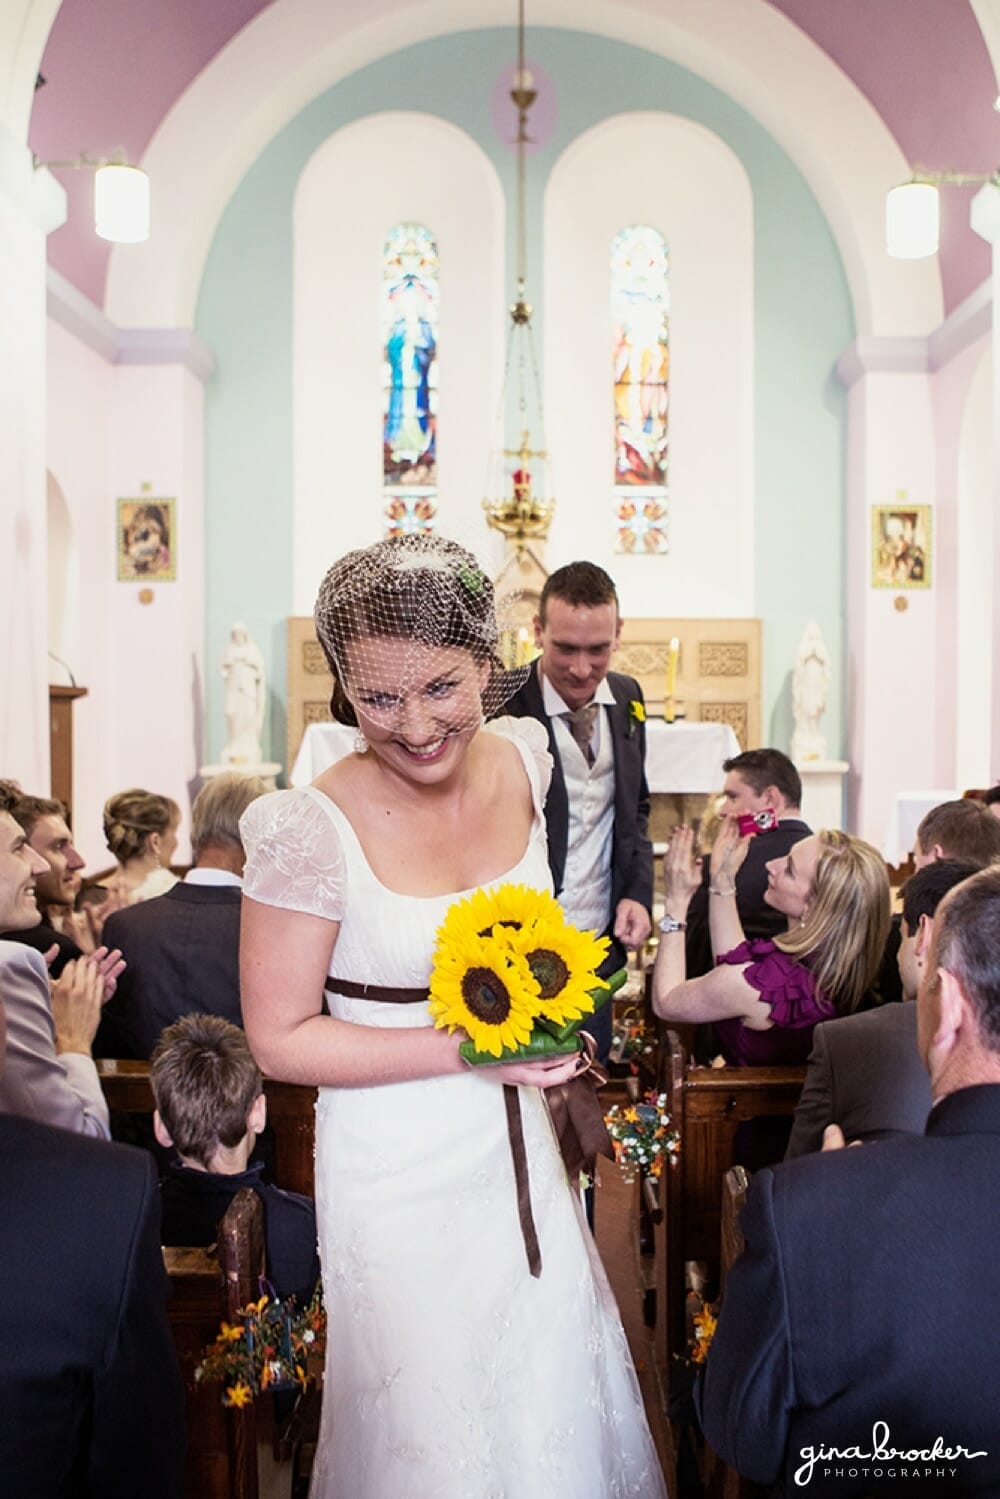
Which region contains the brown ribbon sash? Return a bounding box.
[323,978,614,1277]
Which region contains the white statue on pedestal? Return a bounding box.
[221,622,266,766]
[791,621,830,763]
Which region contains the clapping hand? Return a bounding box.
[662,825,702,913]
[89,945,126,1001]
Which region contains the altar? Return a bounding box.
[290,717,739,794]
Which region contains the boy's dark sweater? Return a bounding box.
[160,1160,319,1306]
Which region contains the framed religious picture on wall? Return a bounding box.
[871,503,931,589]
[117,497,176,581]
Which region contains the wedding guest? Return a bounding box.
[152,1013,318,1305]
[877,795,1000,1003]
[0,982,184,1498]
[652,821,890,1066]
[698,865,1000,1494]
[785,858,978,1156]
[95,787,182,904]
[0,780,124,1137]
[0,788,86,974]
[684,749,811,979]
[97,772,268,1058]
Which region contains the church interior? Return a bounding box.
[4,2,1000,1493]
[5,0,999,863]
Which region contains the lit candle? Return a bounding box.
[516,627,531,667]
[665,637,679,699]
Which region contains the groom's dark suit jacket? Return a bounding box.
[97,881,243,1058]
[697,1084,1000,1496]
[506,661,653,974]
[0,1112,184,1497]
[785,1000,932,1157]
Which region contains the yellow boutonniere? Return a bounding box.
[627,699,646,736]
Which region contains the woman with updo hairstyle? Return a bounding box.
[100,788,181,904]
[239,533,667,1499]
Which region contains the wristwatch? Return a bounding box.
[657,913,687,934]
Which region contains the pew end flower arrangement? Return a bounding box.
[604,1091,679,1184]
[428,883,626,1064]
[196,1284,326,1408]
[609,1002,657,1073]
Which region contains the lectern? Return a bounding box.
[48,685,87,820]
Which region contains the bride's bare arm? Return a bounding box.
[240,897,583,1089]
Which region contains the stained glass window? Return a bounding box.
[611,225,669,553]
[382,223,439,534]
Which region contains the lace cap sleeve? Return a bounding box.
[485,715,553,800]
[240,789,346,922]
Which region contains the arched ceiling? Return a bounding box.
[24,0,1000,321]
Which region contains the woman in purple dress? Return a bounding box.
[652,822,890,1066]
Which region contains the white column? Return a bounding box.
[970,182,1000,781]
[836,339,939,845]
[0,129,65,787]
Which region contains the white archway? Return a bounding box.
[105,0,940,338]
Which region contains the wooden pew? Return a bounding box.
[165,1188,264,1499]
[97,1060,318,1198]
[654,1029,804,1369]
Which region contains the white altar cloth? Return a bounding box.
[291,718,740,795]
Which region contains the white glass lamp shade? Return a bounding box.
[886,181,939,259]
[94,163,150,243]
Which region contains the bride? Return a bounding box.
[239,534,667,1498]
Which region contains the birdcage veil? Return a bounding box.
[314,534,529,731]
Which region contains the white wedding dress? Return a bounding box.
[242,719,668,1499]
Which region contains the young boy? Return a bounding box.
[151,1013,319,1306]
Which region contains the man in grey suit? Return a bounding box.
[0,780,122,1136]
[785,858,979,1156]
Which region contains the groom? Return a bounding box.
[507,561,653,1066]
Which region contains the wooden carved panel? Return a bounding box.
[699,701,748,749]
[302,641,329,675]
[698,642,748,678]
[615,641,674,678]
[303,700,333,725]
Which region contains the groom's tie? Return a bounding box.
[564,704,599,767]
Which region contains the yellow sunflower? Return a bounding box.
[453,882,565,941]
[504,916,611,1028]
[428,931,539,1057]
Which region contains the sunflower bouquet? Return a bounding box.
[604,1090,679,1184]
[195,1284,326,1408]
[428,883,625,1064]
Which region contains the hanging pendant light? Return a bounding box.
[483,0,555,548]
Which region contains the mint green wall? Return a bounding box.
[198,27,854,770]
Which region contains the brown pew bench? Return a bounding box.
[165,1187,264,1499]
[98,1060,318,1198]
[653,1029,804,1369]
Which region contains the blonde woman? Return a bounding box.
[653,822,890,1066]
[99,789,181,904]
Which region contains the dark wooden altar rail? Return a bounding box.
[164,1188,264,1499]
[98,1060,318,1199]
[654,1030,805,1370]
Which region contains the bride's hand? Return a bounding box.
[490,1050,586,1089]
